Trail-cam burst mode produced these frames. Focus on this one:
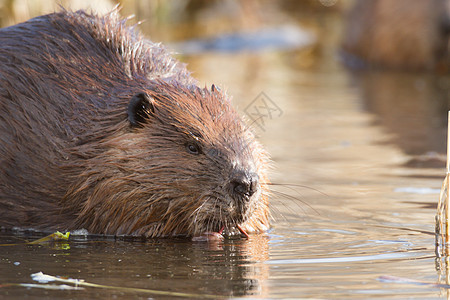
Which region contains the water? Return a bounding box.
[1,3,450,299]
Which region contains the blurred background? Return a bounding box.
[0,0,446,156]
[1,0,447,151]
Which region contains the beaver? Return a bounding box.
[0,9,270,238]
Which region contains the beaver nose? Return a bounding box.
[230,171,259,198]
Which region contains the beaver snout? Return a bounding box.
[229,170,259,199]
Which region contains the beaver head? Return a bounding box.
[63,82,269,237]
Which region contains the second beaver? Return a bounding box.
[341,0,449,70]
[0,9,270,238]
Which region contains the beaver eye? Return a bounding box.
[186,143,201,155]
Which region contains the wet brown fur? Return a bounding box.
[0,9,269,237]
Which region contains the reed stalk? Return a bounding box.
[437,111,450,254]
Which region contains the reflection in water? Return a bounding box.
[355,71,449,157]
[0,232,269,298]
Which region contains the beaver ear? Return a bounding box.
[127,93,155,127]
[211,84,220,92]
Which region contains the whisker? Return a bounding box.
[268,193,293,223]
[191,201,206,219]
[268,182,328,197]
[270,189,320,216]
